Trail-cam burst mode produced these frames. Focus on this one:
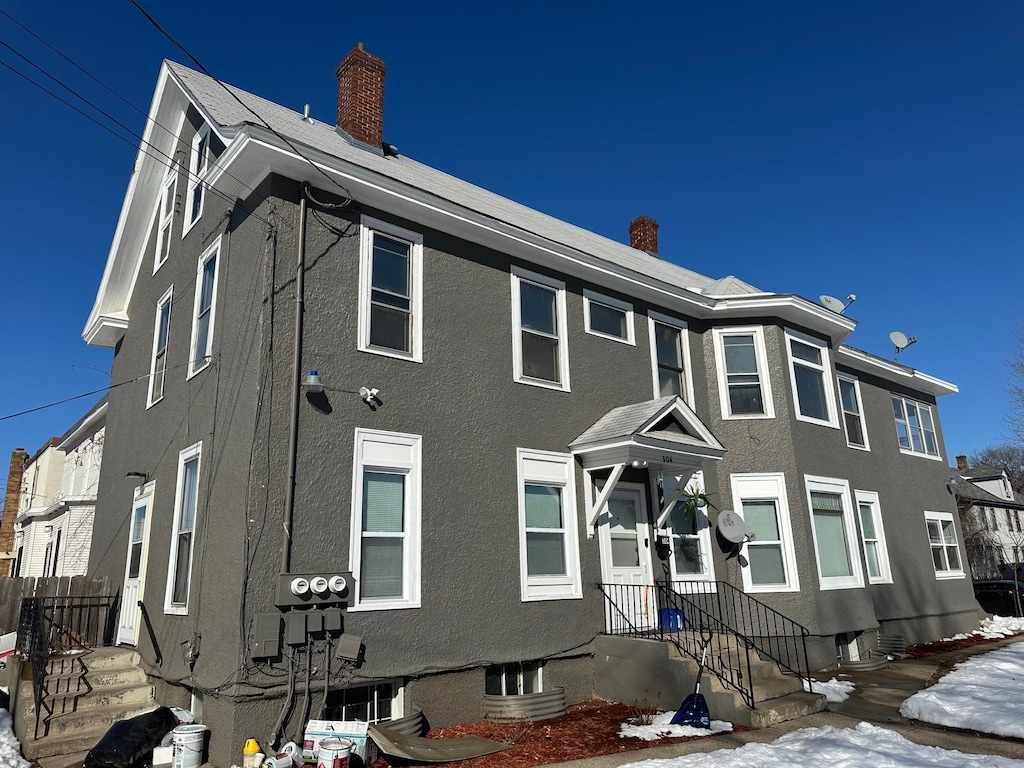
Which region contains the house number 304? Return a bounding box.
[661,455,674,463]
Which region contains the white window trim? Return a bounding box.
[357,215,424,363]
[147,286,174,408]
[182,123,210,237]
[854,490,892,584]
[711,326,775,420]
[804,475,864,590]
[891,395,943,461]
[730,473,800,594]
[510,267,571,391]
[187,237,221,378]
[837,373,870,451]
[164,442,201,615]
[154,169,178,273]
[925,510,966,580]
[784,328,839,429]
[348,429,422,611]
[582,289,635,345]
[516,448,582,601]
[661,471,716,584]
[648,311,694,404]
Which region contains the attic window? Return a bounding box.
[184,123,211,233]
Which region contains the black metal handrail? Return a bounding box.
[16,594,121,738]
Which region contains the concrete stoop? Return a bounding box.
[15,647,157,761]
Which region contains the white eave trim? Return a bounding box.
[836,345,958,397]
[57,402,108,450]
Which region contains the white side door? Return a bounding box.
[598,483,655,631]
[117,484,154,646]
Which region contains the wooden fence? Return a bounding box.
[0,576,115,634]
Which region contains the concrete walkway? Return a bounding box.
[544,635,1024,768]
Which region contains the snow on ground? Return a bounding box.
[942,614,1024,641]
[900,636,1024,737]
[802,676,856,702]
[619,711,732,741]
[0,710,29,768]
[621,721,1024,768]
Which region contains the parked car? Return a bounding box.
[973,580,1024,617]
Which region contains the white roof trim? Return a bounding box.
[836,346,958,397]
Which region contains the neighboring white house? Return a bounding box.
[953,453,1024,580]
[14,400,105,578]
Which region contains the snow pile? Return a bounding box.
[942,615,1024,641]
[621,721,1024,767]
[802,676,855,702]
[900,640,1024,737]
[0,710,29,768]
[619,711,732,741]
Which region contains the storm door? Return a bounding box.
[117,486,153,645]
[598,483,655,631]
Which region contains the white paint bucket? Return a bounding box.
[316,737,353,768]
[172,723,208,768]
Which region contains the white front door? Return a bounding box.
[117,485,154,646]
[598,483,655,631]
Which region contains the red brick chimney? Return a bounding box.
[956,454,968,470]
[629,216,659,256]
[0,448,28,576]
[336,42,387,149]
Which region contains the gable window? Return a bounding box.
[712,326,774,419]
[805,476,863,590]
[148,287,173,407]
[165,442,201,615]
[730,473,799,593]
[517,448,581,601]
[785,330,838,427]
[154,169,177,271]
[184,124,210,231]
[323,681,402,723]
[349,429,422,610]
[485,661,543,695]
[511,267,570,390]
[891,396,940,458]
[583,290,634,344]
[838,374,868,449]
[188,239,220,377]
[648,311,692,402]
[926,511,964,578]
[855,490,891,583]
[358,216,423,362]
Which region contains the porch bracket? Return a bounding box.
[586,463,626,532]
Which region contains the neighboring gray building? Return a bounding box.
[952,454,1024,580]
[82,45,978,765]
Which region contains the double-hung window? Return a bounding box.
[511,267,570,390]
[785,330,838,427]
[712,326,774,419]
[855,490,891,583]
[188,239,220,377]
[838,374,869,449]
[925,511,964,578]
[583,290,634,344]
[730,473,799,593]
[516,449,581,601]
[805,476,863,590]
[185,124,210,232]
[358,216,423,361]
[663,471,714,582]
[148,287,173,406]
[165,442,201,614]
[350,429,422,610]
[891,396,940,458]
[154,169,177,271]
[648,311,692,402]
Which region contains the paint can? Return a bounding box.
[316,737,353,768]
[263,741,301,768]
[172,724,208,768]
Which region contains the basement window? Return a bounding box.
[323,681,402,723]
[485,661,543,696]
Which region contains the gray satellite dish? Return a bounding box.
[717,510,750,544]
[819,295,846,314]
[890,331,918,360]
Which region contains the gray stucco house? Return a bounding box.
[82,44,979,764]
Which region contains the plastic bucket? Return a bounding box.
[316,737,353,768]
[172,723,208,768]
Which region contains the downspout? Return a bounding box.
[281,191,307,574]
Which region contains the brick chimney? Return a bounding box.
[336,42,387,149]
[0,448,28,576]
[956,454,968,470]
[629,216,659,256]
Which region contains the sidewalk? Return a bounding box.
[543,635,1024,768]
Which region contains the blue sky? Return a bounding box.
[1,0,1021,463]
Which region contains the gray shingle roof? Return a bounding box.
[570,396,679,446]
[167,62,760,297]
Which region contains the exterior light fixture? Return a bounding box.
[630,459,649,469]
[125,471,148,483]
[302,370,324,394]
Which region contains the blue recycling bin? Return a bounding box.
[659,608,685,631]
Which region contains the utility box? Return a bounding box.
[252,614,281,659]
[276,572,353,609]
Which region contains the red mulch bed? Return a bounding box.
[906,631,1016,657]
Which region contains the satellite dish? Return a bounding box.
[819,294,857,315]
[717,510,750,544]
[889,331,918,360]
